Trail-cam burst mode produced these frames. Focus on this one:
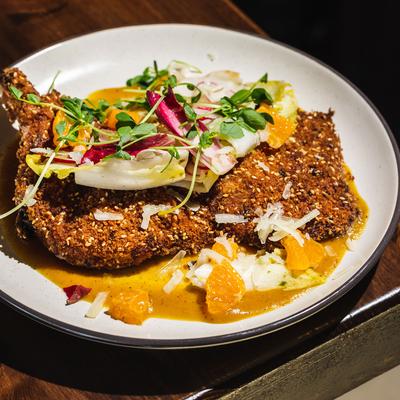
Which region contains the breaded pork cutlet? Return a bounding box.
[207,110,360,248]
[1,68,360,269]
[1,68,216,269]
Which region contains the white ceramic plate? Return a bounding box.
[0,24,399,349]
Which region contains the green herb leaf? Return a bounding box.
[167,147,180,159]
[27,93,40,104]
[117,123,157,147]
[132,123,157,137]
[91,98,110,122]
[240,109,266,130]
[61,97,85,122]
[126,75,144,87]
[251,88,273,105]
[117,126,134,146]
[259,112,275,125]
[191,90,202,104]
[175,93,186,103]
[55,120,67,135]
[112,150,132,160]
[115,111,136,130]
[219,96,237,116]
[199,131,216,149]
[219,121,244,139]
[230,89,251,105]
[165,75,177,88]
[259,73,268,83]
[97,99,110,112]
[126,62,168,88]
[186,126,198,139]
[183,103,196,121]
[236,119,256,133]
[9,86,22,100]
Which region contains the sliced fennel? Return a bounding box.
[26,154,93,180]
[171,168,219,193]
[75,149,189,190]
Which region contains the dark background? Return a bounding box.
[235,0,399,144]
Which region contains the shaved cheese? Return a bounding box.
[197,248,227,266]
[256,160,270,172]
[187,262,213,288]
[30,147,54,155]
[282,181,292,199]
[85,291,108,318]
[270,209,320,242]
[293,209,320,228]
[325,245,337,257]
[23,185,37,207]
[141,204,176,229]
[93,209,124,221]
[214,234,233,258]
[215,214,248,224]
[160,250,186,276]
[254,203,320,245]
[163,270,184,294]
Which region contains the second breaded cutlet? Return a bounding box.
[1,68,360,269]
[207,110,360,248]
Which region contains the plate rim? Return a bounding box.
[1,23,399,349]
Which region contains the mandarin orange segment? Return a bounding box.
[53,110,91,149]
[304,237,326,267]
[282,234,310,271]
[205,260,245,315]
[106,109,141,130]
[53,110,72,147]
[108,289,152,325]
[211,239,239,260]
[257,104,295,149]
[282,231,326,270]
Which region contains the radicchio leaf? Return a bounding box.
[63,285,91,305]
[81,134,173,164]
[147,88,190,137]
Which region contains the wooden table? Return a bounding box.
[1,1,399,399]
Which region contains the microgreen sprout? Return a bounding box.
[0,140,66,220]
[47,70,61,93]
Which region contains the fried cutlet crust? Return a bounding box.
[1,68,360,269]
[207,110,359,247]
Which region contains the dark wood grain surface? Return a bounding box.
[0,1,399,400]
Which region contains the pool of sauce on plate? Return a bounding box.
[0,96,368,324]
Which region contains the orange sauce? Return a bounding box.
[0,90,368,324]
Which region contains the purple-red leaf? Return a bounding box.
[80,134,173,164]
[63,285,91,305]
[147,88,189,137]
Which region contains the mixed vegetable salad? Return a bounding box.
[2,60,298,219]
